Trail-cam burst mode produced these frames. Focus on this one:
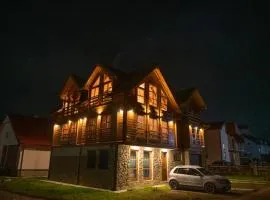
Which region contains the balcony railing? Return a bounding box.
[89,93,112,107]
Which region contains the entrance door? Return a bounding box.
[161,152,167,181]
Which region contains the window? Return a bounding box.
[137,83,145,104]
[85,117,97,140]
[161,90,167,111]
[128,150,137,179]
[149,84,157,107]
[187,169,201,176]
[137,115,145,129]
[148,118,158,132]
[61,123,69,142]
[99,150,109,169]
[103,74,112,94]
[90,77,100,104]
[143,151,151,179]
[174,168,189,174]
[101,115,111,129]
[87,150,96,168]
[161,121,168,134]
[77,119,87,145]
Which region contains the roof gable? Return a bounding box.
[60,74,85,99]
[7,115,52,146]
[176,88,206,112]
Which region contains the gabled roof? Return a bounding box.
[7,115,51,147]
[176,88,207,112]
[83,64,180,112]
[242,133,258,143]
[60,74,86,99]
[206,121,225,130]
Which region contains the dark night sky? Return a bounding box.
[0,1,269,138]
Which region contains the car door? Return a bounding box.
[174,168,189,186]
[185,168,203,188]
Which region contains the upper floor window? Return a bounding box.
[149,84,157,107]
[137,83,145,104]
[101,115,112,129]
[137,115,145,130]
[148,118,158,132]
[103,74,112,94]
[161,90,167,111]
[91,77,100,101]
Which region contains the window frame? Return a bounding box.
[143,151,152,179]
[149,84,157,107]
[137,83,145,104]
[128,150,138,180]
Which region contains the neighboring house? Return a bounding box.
[0,115,51,176]
[205,122,243,166]
[257,138,270,162]
[238,125,260,163]
[176,88,207,166]
[50,65,182,190]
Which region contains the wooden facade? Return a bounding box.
[49,65,182,190]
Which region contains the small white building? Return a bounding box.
[0,115,51,177]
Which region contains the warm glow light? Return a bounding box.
[97,115,101,120]
[97,107,104,115]
[128,109,134,113]
[199,128,203,132]
[119,109,123,114]
[194,126,198,130]
[161,149,168,153]
[68,120,72,124]
[54,124,59,129]
[84,117,87,121]
[189,125,192,129]
[168,120,174,125]
[130,146,140,150]
[144,147,152,151]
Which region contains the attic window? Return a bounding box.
[149,84,157,107]
[161,90,167,111]
[137,83,145,104]
[90,77,100,104]
[103,74,112,94]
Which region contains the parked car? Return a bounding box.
[168,165,231,193]
[211,160,233,166]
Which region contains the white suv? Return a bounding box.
[168,165,231,193]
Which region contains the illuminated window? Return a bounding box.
[101,115,111,129]
[61,123,69,143]
[128,150,137,179]
[137,115,145,130]
[148,118,158,132]
[137,83,145,104]
[149,84,157,107]
[77,119,87,145]
[161,90,167,111]
[103,74,112,94]
[143,151,151,179]
[90,77,100,105]
[85,118,96,141]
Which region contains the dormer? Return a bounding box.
[59,74,84,116]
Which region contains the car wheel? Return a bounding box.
[204,182,216,193]
[169,180,179,190]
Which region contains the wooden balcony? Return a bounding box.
[126,128,175,148]
[89,93,112,107]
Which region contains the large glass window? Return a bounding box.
[143,151,151,179]
[103,74,112,94]
[87,150,96,168]
[99,150,109,169]
[137,115,145,130]
[85,117,97,141]
[101,115,112,129]
[137,83,145,104]
[128,150,137,179]
[90,77,100,105]
[161,90,167,111]
[149,84,157,107]
[148,118,158,132]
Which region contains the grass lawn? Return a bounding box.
[0,177,269,200]
[226,175,269,181]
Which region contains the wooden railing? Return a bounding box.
[89,93,112,107]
